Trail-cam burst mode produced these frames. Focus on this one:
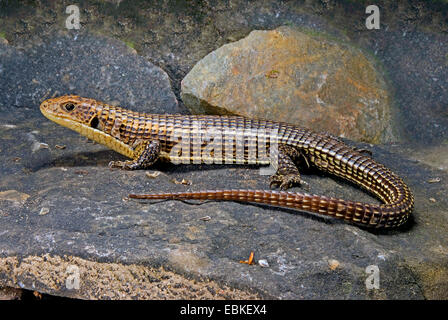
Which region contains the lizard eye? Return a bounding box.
[64,103,75,112]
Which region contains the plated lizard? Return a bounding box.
[40,95,414,228]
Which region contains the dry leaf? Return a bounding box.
[239,252,255,265]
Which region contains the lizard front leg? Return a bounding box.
[109,140,161,170]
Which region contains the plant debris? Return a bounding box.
[239,251,255,265]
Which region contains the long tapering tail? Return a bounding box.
[128,189,411,228]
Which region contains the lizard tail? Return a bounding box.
[128,189,411,228]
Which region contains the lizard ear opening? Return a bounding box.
[90,116,99,129]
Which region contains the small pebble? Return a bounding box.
[171,178,192,185]
[39,207,50,216]
[146,171,161,178]
[258,259,269,268]
[31,142,49,153]
[328,259,340,270]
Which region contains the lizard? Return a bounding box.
[40,95,414,229]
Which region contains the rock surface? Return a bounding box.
[182,26,393,143]
[1,1,447,146]
[0,31,179,114]
[0,0,447,300]
[1,97,448,299]
[0,287,22,300]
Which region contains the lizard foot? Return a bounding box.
[269,173,309,191]
[108,160,136,170]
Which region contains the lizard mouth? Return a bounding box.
[40,106,83,132]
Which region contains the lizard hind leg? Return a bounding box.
[109,140,161,170]
[269,144,309,191]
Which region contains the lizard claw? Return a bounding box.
[109,160,123,169]
[269,177,281,189]
[109,160,134,170]
[269,173,308,191]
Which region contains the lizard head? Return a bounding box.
[40,95,136,158]
[40,95,102,130]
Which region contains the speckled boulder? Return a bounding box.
[182,26,393,143]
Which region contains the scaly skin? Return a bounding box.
[40,95,414,228]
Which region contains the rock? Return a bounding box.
[0,31,180,114]
[0,287,22,300]
[0,255,258,299]
[0,190,30,206]
[1,1,447,145]
[182,26,393,143]
[1,96,448,299]
[1,1,448,300]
